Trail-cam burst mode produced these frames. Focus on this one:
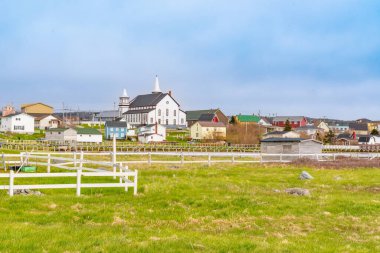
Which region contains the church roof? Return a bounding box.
[123,108,155,115]
[129,93,167,107]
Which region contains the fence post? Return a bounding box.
[73,152,77,167]
[280,154,283,163]
[112,136,117,179]
[124,165,129,192]
[76,168,82,197]
[47,153,51,173]
[119,163,123,184]
[133,170,138,195]
[2,153,6,171]
[148,152,152,166]
[181,152,184,165]
[9,170,14,197]
[232,155,235,163]
[208,154,211,166]
[79,151,84,168]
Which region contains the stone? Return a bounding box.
[285,188,310,196]
[11,189,43,196]
[299,171,313,180]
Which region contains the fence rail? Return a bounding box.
[0,152,138,197]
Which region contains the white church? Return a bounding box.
[118,76,187,128]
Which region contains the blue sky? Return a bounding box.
[1,0,379,119]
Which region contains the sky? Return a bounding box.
[0,0,380,120]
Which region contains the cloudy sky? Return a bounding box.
[1,0,379,119]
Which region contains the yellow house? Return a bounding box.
[190,121,226,140]
[21,103,54,115]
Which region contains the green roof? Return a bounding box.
[236,115,261,123]
[186,109,218,121]
[75,128,102,135]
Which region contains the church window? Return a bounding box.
[173,119,176,125]
[174,110,177,116]
[158,109,161,116]
[166,119,169,125]
[166,109,169,117]
[150,118,153,124]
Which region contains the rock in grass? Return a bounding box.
[285,188,310,196]
[11,189,43,196]
[299,171,313,180]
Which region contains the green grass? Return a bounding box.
[0,163,379,252]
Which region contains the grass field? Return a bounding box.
[0,163,379,252]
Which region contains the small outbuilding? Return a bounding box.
[261,138,322,155]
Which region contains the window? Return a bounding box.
[158,119,161,124]
[173,119,176,125]
[158,109,161,116]
[166,119,169,125]
[14,126,24,130]
[174,110,177,116]
[181,118,184,124]
[150,118,153,124]
[166,109,169,117]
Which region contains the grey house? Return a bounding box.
[261,138,322,155]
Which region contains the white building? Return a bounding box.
[45,128,77,142]
[45,128,103,143]
[34,114,61,130]
[137,124,166,143]
[120,76,187,129]
[0,113,35,134]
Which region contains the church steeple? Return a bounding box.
[119,88,130,117]
[152,75,161,93]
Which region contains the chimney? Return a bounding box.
[168,90,172,97]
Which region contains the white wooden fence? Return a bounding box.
[0,152,138,197]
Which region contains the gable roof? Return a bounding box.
[21,103,53,109]
[198,113,216,121]
[2,112,34,119]
[129,93,168,107]
[123,108,154,115]
[75,128,102,135]
[196,121,226,127]
[186,109,218,121]
[105,121,128,128]
[46,128,70,132]
[236,115,261,123]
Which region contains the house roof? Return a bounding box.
[46,128,71,132]
[236,115,261,123]
[2,112,34,119]
[129,92,168,107]
[105,121,128,128]
[336,133,352,140]
[273,116,306,122]
[198,113,216,121]
[21,103,53,109]
[358,136,370,143]
[349,123,368,131]
[186,109,218,121]
[197,121,226,127]
[75,128,102,135]
[94,110,119,118]
[123,108,155,115]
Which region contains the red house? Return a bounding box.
[272,116,308,129]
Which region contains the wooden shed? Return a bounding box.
[261,138,322,155]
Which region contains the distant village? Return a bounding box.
[0,76,379,147]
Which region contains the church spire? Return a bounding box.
[122,88,128,98]
[152,75,161,93]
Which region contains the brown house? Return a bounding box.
[21,103,54,115]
